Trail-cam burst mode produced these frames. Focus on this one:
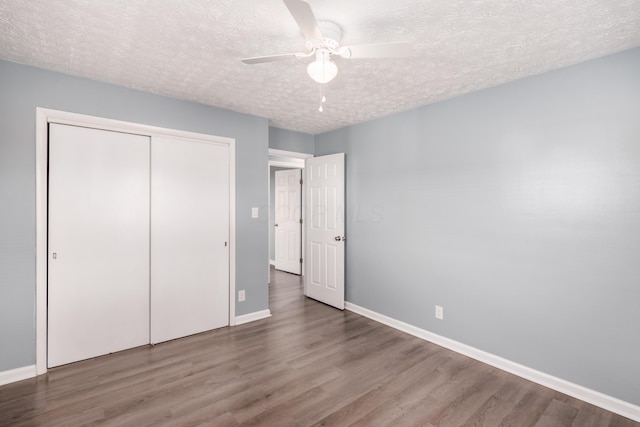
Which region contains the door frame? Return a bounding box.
[35,108,236,375]
[267,149,313,283]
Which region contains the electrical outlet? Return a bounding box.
[238,290,246,302]
[435,305,444,320]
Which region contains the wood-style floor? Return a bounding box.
[1,268,638,427]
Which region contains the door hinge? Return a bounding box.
[299,218,303,224]
[300,258,303,263]
[299,179,303,185]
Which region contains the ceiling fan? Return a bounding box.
[241,0,412,85]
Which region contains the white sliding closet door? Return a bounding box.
[150,137,230,344]
[48,124,150,367]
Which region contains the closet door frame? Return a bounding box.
[35,108,236,375]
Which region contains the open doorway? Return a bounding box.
[268,149,313,283]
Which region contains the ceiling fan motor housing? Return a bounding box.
[305,20,342,51]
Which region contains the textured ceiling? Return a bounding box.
[1,0,639,134]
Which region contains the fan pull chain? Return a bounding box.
[319,87,327,112]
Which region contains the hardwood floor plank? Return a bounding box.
[385,394,444,426]
[609,414,640,427]
[460,378,535,426]
[313,345,446,426]
[497,387,555,427]
[427,370,506,426]
[571,403,613,427]
[0,267,637,426]
[533,398,580,426]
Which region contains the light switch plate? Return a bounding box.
[251,207,259,218]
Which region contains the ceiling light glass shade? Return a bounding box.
[307,58,338,84]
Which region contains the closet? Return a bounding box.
[47,123,230,368]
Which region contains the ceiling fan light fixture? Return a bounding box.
[307,50,338,84]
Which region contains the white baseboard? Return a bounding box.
[235,309,272,326]
[345,302,640,423]
[0,365,36,386]
[269,259,276,266]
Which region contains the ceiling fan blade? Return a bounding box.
[340,42,413,59]
[241,53,299,64]
[283,0,323,41]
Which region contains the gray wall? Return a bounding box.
[269,127,315,154]
[315,47,640,405]
[0,60,269,372]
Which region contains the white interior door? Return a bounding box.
[150,136,230,344]
[48,124,150,367]
[305,153,345,309]
[275,169,302,274]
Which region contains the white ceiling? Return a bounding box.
[1,0,639,135]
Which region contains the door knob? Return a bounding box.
[275,224,278,227]
[335,236,341,241]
